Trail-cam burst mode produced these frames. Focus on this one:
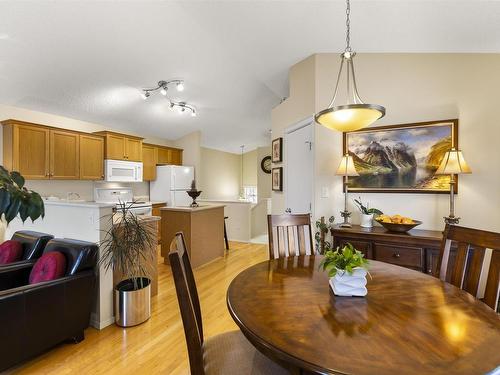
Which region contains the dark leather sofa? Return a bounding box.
[0,238,98,371]
[0,230,54,266]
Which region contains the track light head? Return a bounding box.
[191,110,197,117]
[160,86,168,96]
[141,91,150,100]
[176,82,185,92]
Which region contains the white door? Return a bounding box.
[285,122,313,214]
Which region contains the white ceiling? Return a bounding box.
[0,1,499,153]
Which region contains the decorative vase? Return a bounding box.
[187,189,202,207]
[360,214,373,228]
[114,277,151,327]
[329,267,367,297]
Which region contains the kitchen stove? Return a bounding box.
[94,188,152,216]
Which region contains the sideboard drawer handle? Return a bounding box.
[393,252,400,258]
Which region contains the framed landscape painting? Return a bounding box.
[343,119,458,193]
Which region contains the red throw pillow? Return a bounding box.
[0,240,23,265]
[29,252,67,284]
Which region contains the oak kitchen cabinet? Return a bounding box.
[2,120,90,180]
[142,144,158,181]
[157,146,183,165]
[93,131,143,162]
[49,129,80,179]
[80,134,105,180]
[144,144,183,181]
[2,120,50,179]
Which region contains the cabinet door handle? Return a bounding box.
[393,252,401,258]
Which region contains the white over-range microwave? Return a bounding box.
[104,160,143,182]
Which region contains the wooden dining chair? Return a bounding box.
[436,224,500,311]
[267,214,314,259]
[168,232,288,375]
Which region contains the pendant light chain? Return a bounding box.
[345,0,351,52]
[314,0,386,132]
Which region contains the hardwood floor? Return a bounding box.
[9,242,269,375]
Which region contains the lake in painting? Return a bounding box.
[345,121,456,192]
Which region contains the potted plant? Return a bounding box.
[319,243,369,297]
[0,166,45,240]
[353,197,383,228]
[99,203,157,327]
[314,215,335,254]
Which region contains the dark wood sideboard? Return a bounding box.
[331,225,456,278]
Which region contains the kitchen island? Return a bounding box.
[160,205,225,268]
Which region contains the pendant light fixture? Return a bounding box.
[315,0,385,132]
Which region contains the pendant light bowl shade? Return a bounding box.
[315,103,386,132]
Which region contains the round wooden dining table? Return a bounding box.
[227,255,500,375]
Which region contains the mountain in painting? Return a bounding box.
[352,141,416,174]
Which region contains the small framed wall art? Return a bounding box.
[272,167,283,191]
[272,137,283,163]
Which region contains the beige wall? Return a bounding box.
[271,55,317,214]
[199,147,241,200]
[257,146,272,199]
[242,149,257,186]
[174,130,201,177]
[272,53,500,232]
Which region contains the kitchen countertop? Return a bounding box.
[43,200,115,208]
[199,199,254,204]
[160,204,225,212]
[151,201,167,206]
[113,215,160,225]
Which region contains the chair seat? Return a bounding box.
[203,330,289,375]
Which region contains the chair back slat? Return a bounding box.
[279,226,287,257]
[484,250,500,310]
[463,246,486,296]
[450,242,470,288]
[268,214,314,260]
[169,232,205,375]
[287,226,296,256]
[437,224,500,312]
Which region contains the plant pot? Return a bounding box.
[329,267,367,297]
[114,277,151,327]
[360,214,373,228]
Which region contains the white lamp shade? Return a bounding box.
[336,154,360,176]
[435,149,472,175]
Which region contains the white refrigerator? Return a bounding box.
[150,165,195,207]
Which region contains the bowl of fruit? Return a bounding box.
[375,214,422,233]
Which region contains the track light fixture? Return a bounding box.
[141,79,186,99]
[169,101,196,117]
[141,79,197,117]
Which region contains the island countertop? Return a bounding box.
[160,204,225,213]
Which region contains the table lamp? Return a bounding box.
[435,148,471,224]
[336,154,359,228]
